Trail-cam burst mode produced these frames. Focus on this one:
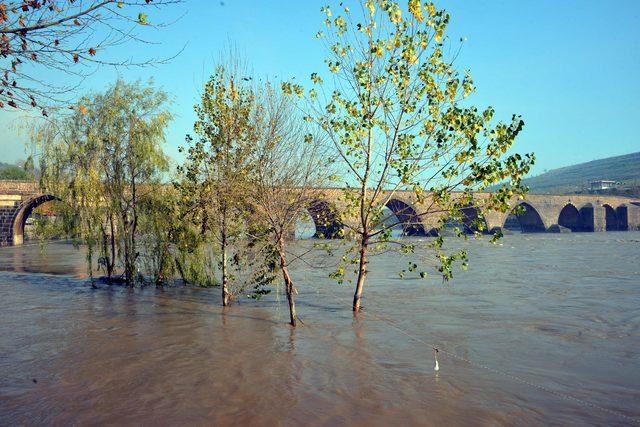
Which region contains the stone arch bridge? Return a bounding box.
[1,180,639,246]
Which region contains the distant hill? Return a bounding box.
[522,152,640,194]
[0,161,31,180]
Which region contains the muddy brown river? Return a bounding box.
[1,233,639,426]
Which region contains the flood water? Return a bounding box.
[1,233,639,426]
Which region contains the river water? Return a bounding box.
[1,233,639,426]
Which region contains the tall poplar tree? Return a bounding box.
[283,1,534,312]
[176,65,260,306]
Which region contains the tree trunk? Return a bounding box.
[122,214,134,287]
[86,244,95,281]
[125,117,138,287]
[155,242,167,287]
[100,225,111,279]
[221,222,230,306]
[130,173,138,285]
[109,214,116,278]
[352,236,368,312]
[278,243,297,326]
[100,214,116,281]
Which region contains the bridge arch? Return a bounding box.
[558,203,582,231]
[383,198,426,236]
[461,206,489,233]
[304,199,343,239]
[11,194,58,245]
[616,205,629,231]
[503,202,546,232]
[603,204,619,231]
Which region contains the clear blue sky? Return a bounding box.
[1,0,638,176]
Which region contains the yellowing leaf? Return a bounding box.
[390,8,402,24]
[409,0,424,22]
[426,3,437,17]
[365,1,375,17]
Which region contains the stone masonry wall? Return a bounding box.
[0,204,18,246]
[0,181,38,195]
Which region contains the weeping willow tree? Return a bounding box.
[35,79,172,285]
[283,0,534,312]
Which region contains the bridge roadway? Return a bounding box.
[1,180,639,246]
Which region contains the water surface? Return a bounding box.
[1,233,639,425]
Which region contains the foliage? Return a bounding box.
[31,214,66,242]
[174,242,220,288]
[137,185,181,286]
[0,163,29,180]
[175,64,270,305]
[283,0,534,311]
[35,79,171,285]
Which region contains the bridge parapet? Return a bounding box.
[0,180,38,195]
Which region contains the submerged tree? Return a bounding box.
[36,79,171,285]
[250,84,332,326]
[0,0,179,115]
[176,64,262,305]
[283,1,534,312]
[137,184,184,286]
[97,80,171,285]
